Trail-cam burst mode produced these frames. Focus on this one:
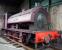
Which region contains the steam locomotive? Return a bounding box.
[2,6,60,49]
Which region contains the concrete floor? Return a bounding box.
[0,37,25,50]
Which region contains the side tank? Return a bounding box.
[8,6,49,31]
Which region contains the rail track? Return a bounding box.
[3,36,61,50]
